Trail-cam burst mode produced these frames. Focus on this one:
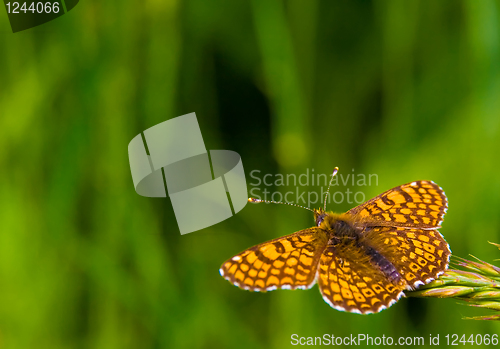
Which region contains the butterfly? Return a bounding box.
[220,168,451,314]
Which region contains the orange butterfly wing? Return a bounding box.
[317,243,405,314]
[220,228,328,291]
[348,180,447,229]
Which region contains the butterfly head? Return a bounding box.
[314,207,327,227]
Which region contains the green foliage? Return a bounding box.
[408,243,500,321]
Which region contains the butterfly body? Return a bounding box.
[316,211,404,286]
[221,179,451,314]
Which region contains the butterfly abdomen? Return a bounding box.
[364,245,402,285]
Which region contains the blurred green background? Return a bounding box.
[1,0,500,348]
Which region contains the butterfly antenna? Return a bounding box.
[323,167,339,211]
[248,197,315,213]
